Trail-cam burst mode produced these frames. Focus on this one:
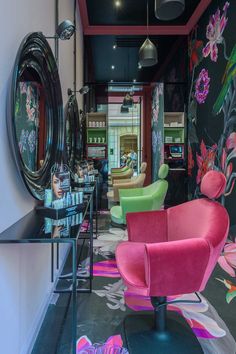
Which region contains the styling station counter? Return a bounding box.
[0,188,95,354]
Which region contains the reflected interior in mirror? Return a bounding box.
[15,68,47,172]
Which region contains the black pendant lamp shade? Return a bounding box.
[139,1,158,67]
[155,0,185,21]
[139,38,158,67]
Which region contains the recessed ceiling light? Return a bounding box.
[113,44,117,50]
[138,63,142,69]
[110,80,114,83]
[111,65,115,70]
[133,79,137,83]
[115,0,121,7]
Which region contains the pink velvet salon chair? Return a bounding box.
[116,170,229,354]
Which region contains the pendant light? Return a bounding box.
[123,92,133,108]
[139,1,157,67]
[155,0,185,21]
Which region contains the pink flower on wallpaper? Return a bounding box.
[218,241,236,277]
[221,132,236,196]
[196,140,217,184]
[195,69,210,104]
[202,2,230,62]
[226,132,236,150]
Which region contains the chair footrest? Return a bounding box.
[124,313,203,354]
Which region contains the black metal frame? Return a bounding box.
[0,189,95,354]
[8,32,64,200]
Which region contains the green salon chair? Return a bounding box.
[110,164,169,225]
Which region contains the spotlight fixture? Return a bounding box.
[45,20,75,40]
[133,79,137,83]
[138,63,142,69]
[56,20,75,40]
[139,1,158,67]
[113,44,117,50]
[67,85,90,96]
[155,0,185,21]
[111,65,115,70]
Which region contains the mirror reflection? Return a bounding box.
[15,68,47,172]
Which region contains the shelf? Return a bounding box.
[164,142,184,145]
[87,143,107,145]
[165,157,184,161]
[164,126,184,129]
[86,143,107,145]
[87,127,106,130]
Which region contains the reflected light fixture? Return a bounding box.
[123,93,133,108]
[155,0,185,21]
[67,85,90,96]
[139,1,158,67]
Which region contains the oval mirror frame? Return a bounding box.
[8,32,64,200]
[65,94,82,173]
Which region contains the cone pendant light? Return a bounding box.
[139,1,157,67]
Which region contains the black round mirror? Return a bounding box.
[8,32,64,200]
[65,94,82,173]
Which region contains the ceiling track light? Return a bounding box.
[139,1,158,67]
[155,0,185,21]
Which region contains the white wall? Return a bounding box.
[0,0,84,352]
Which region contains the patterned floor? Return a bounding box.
[33,211,236,354]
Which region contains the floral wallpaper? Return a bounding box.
[188,0,236,306]
[188,1,236,213]
[151,83,164,182]
[15,82,40,171]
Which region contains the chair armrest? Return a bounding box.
[144,238,211,296]
[126,210,167,243]
[120,195,153,223]
[113,178,132,184]
[111,167,128,173]
[112,183,131,201]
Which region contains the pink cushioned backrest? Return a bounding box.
[200,170,226,199]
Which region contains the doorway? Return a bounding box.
[107,101,141,173]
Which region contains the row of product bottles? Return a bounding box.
[88,137,106,143]
[88,121,106,128]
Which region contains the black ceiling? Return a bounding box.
[84,0,200,84]
[86,35,188,83]
[86,0,201,26]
